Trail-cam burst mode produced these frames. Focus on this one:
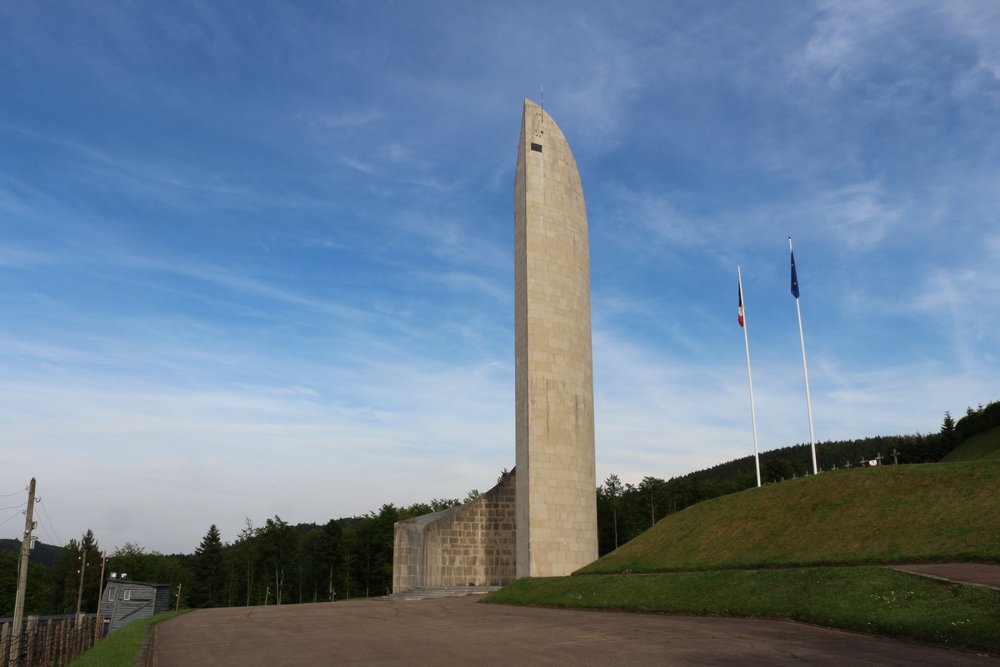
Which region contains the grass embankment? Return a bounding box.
[944,426,1000,462]
[69,610,185,667]
[484,568,1000,653]
[486,461,1000,653]
[581,460,1000,574]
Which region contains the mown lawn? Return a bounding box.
[484,568,1000,653]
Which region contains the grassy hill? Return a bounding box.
[487,460,1000,653]
[943,425,1000,462]
[580,460,1000,574]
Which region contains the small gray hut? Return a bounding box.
[102,576,172,633]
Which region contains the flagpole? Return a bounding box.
[789,236,818,474]
[738,266,762,488]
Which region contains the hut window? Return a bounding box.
[123,590,132,601]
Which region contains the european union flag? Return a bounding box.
[790,251,800,299]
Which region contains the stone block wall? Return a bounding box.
[392,470,516,593]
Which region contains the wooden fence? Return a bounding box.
[0,615,101,667]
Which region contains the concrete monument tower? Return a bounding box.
[390,100,596,593]
[514,99,598,577]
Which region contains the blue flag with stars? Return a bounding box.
[790,250,800,299]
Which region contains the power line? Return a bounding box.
[35,513,55,544]
[0,489,25,498]
[37,499,62,546]
[0,509,24,528]
[0,503,27,511]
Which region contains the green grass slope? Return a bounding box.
[69,610,185,667]
[943,425,1000,462]
[485,568,1000,653]
[580,460,1000,574]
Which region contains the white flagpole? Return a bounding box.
[739,266,762,488]
[789,236,818,474]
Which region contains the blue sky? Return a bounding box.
[2,1,998,554]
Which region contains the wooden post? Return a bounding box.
[39,620,47,666]
[9,477,37,666]
[25,617,37,667]
[61,616,70,665]
[71,616,80,660]
[1,622,11,667]
[75,544,88,622]
[41,619,52,667]
[94,552,107,644]
[54,618,65,667]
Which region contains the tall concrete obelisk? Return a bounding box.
[514,99,598,577]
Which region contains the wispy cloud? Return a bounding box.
[937,2,1000,82]
[317,110,382,128]
[602,186,704,249]
[412,270,508,302]
[799,180,902,250]
[0,245,59,268]
[798,1,948,89]
[337,157,377,174]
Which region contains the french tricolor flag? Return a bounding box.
[738,281,745,327]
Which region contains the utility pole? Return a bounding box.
[650,485,655,528]
[94,552,107,641]
[75,540,89,619]
[9,477,37,665]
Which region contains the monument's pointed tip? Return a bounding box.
[523,98,540,109]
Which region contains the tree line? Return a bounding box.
[1,494,476,616]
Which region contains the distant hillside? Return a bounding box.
[0,539,62,567]
[582,460,1000,574]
